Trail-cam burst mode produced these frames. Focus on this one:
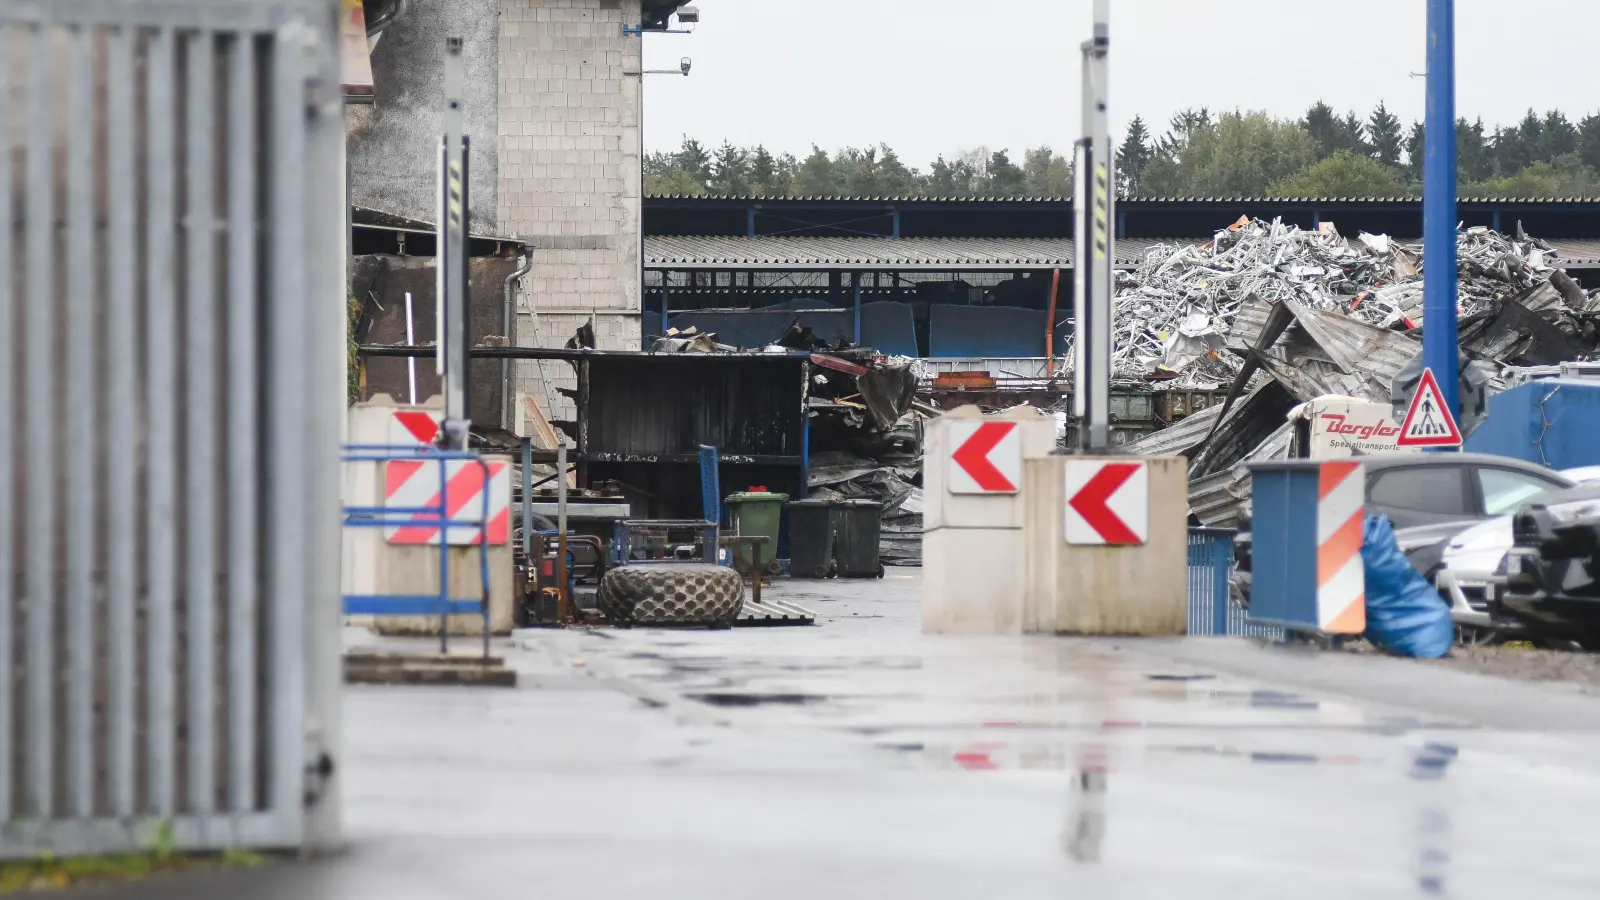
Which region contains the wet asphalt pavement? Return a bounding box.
[307,570,1600,899]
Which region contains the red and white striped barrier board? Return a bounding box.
[1316,461,1366,633]
[384,458,510,545]
[391,410,442,447]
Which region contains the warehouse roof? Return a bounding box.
[648,194,1600,205]
[649,236,1193,270]
[645,235,1600,271]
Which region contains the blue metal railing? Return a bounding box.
[341,443,493,655]
[1187,527,1284,639]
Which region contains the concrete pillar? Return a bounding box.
[921,406,1059,634]
[1021,456,1188,635]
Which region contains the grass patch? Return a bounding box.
[0,823,265,895]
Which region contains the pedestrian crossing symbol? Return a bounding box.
[1396,367,1463,448]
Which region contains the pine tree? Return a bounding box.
[1366,102,1404,168]
[748,145,778,196]
[1457,118,1493,184]
[1304,101,1342,159]
[1405,121,1425,181]
[985,149,1026,196]
[1539,110,1578,163]
[709,141,750,196]
[1341,111,1369,157]
[1116,116,1153,195]
[792,146,837,196]
[1579,114,1600,175]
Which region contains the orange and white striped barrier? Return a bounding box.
[1316,461,1366,634]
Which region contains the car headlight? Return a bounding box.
[1544,500,1600,525]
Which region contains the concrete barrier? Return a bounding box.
[343,398,516,636]
[1022,456,1189,635]
[921,405,1058,634]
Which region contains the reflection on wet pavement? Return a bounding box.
[412,571,1600,898]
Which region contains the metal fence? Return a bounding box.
[1,0,345,859]
[1187,528,1284,639]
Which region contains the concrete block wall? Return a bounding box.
[500,0,644,425]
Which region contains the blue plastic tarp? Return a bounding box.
[927,305,1070,358]
[1360,514,1453,659]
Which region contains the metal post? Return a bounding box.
[852,272,862,345]
[1424,0,1460,418]
[438,37,470,449]
[522,437,534,560]
[556,443,570,623]
[662,283,670,338]
[1074,0,1113,453]
[405,291,417,403]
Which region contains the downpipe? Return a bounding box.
[501,253,534,430]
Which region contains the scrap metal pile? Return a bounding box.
[1064,217,1600,392]
[1118,217,1600,527]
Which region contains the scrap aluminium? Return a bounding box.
[1114,216,1600,525]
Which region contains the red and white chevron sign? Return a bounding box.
[948,421,1022,494]
[390,410,441,447]
[1064,460,1148,545]
[384,459,510,545]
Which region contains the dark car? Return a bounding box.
[1235,453,1574,576]
[1500,502,1600,649]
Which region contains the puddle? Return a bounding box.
[686,692,831,708]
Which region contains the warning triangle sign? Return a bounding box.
[1397,367,1463,448]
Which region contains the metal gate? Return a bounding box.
[1,0,345,858]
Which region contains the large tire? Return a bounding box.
[598,563,745,627]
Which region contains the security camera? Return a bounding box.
[677,6,700,24]
[679,57,692,76]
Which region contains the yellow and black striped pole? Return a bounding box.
[1073,0,1114,453]
[436,36,472,450]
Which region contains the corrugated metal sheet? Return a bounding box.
[1124,402,1224,457]
[1188,422,1295,528]
[645,236,1180,270]
[921,358,1054,378]
[1286,303,1420,382]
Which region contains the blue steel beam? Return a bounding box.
[1424,0,1460,419]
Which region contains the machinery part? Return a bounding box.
[598,563,744,628]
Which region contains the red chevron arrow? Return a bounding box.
[1068,462,1141,544]
[952,422,1017,492]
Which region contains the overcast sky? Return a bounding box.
[641,0,1598,166]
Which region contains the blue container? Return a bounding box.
[1244,460,1326,632]
[1464,380,1600,470]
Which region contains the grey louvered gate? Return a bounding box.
[0,0,345,858]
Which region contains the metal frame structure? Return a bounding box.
[1,0,344,859]
[340,445,495,658]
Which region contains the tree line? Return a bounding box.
[645,104,1600,199]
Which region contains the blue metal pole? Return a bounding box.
[1424,0,1460,418]
[852,272,862,344]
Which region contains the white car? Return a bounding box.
[1438,467,1600,640]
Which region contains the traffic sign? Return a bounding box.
[1064,460,1148,545]
[1396,367,1463,448]
[948,421,1021,494]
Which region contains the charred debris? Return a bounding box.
[652,322,930,565]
